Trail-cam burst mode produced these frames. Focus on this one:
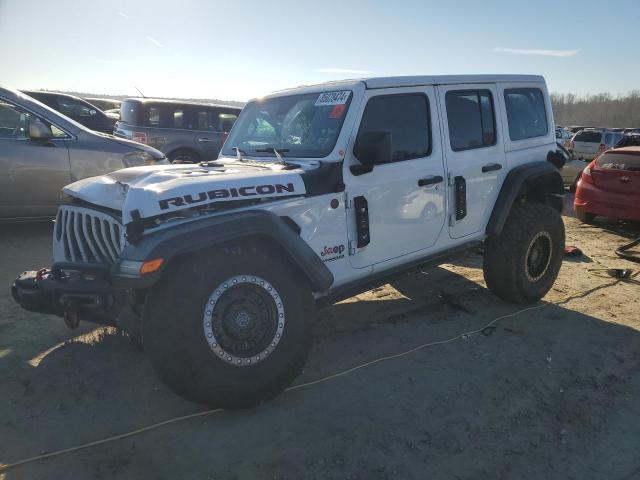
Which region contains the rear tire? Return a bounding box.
[143,243,314,408]
[483,203,565,304]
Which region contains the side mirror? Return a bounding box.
[29,120,53,141]
[352,131,392,175]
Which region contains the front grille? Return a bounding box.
[53,205,125,264]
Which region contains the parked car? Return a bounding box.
[615,133,640,148]
[22,90,116,134]
[114,99,242,163]
[85,98,121,121]
[12,74,567,407]
[103,108,120,120]
[569,128,623,160]
[560,148,590,190]
[574,147,640,223]
[568,125,589,134]
[0,86,167,220]
[555,126,573,148]
[84,97,121,112]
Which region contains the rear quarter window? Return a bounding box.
[120,101,139,125]
[504,88,548,141]
[574,131,602,143]
[596,152,640,171]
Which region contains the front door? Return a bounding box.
[0,97,71,218]
[192,107,236,160]
[436,84,506,238]
[345,87,446,269]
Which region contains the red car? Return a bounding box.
[574,146,640,222]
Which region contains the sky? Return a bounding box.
[1,0,638,102]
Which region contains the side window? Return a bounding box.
[147,107,160,127]
[56,98,94,118]
[445,90,496,151]
[172,109,184,128]
[193,109,238,132]
[196,110,214,130]
[219,112,238,133]
[0,99,67,140]
[504,88,548,141]
[604,132,613,145]
[356,94,430,163]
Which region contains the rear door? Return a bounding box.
[191,107,238,160]
[0,97,71,218]
[437,84,505,238]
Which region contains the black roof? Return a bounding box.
[22,90,84,101]
[123,97,241,110]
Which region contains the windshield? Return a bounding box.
[221,90,352,158]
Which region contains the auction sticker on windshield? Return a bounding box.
[315,91,350,106]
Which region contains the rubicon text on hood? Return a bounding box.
[63,162,306,223]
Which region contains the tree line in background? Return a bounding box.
[552,91,640,128]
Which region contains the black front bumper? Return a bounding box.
[12,262,120,326]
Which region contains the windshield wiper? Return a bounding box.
[232,146,247,162]
[255,147,290,166]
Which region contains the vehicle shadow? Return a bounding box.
[2,240,640,479]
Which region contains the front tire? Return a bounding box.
[143,244,313,408]
[483,203,565,304]
[169,149,200,164]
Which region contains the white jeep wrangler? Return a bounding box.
[13,75,567,408]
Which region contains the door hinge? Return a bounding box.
[344,192,352,209]
[348,240,357,255]
[449,214,456,227]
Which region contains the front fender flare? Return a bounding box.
[114,210,334,292]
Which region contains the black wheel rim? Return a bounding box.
[202,275,285,366]
[212,284,278,357]
[525,231,553,282]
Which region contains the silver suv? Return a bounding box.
[114,99,241,163]
[570,128,623,160]
[0,87,166,220]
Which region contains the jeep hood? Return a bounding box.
[63,160,307,224]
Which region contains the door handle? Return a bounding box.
[197,137,214,143]
[482,163,502,173]
[418,175,444,187]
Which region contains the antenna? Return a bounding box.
[134,86,146,98]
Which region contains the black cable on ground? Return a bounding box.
[616,236,640,264]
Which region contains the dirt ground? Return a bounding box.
[1,200,639,480]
